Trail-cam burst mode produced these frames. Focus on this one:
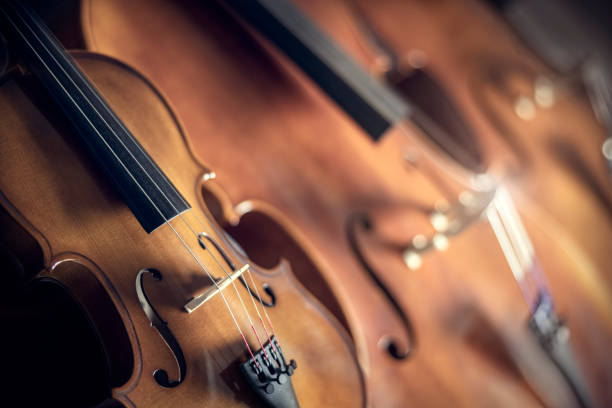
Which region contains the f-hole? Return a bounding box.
[199,184,349,327]
[135,269,186,388]
[346,213,415,360]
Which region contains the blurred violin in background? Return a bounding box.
[221,0,612,406]
[291,0,612,284]
[275,0,612,406]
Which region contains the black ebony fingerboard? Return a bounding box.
[222,0,411,140]
[0,0,190,233]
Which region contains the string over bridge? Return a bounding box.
[184,264,250,313]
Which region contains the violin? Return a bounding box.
[0,1,365,407]
[80,0,610,406]
[248,0,612,406]
[291,0,612,287]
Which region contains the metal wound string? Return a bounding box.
[56,0,283,355]
[8,2,258,365]
[496,188,551,295]
[487,188,549,311]
[180,215,274,364]
[191,208,284,360]
[189,213,283,365]
[344,0,554,315]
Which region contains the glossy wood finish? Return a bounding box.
[286,0,612,406]
[0,52,364,407]
[293,0,612,285]
[81,0,612,406]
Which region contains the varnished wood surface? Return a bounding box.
[293,0,612,286]
[290,0,612,405]
[0,52,365,407]
[80,0,612,406]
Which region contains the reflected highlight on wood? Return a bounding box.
[0,48,365,407]
[80,0,612,406]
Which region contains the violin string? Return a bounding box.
[486,199,526,281]
[496,191,530,272]
[187,209,284,362]
[488,201,535,306]
[174,214,284,365]
[9,2,259,365]
[27,0,282,355]
[191,209,282,343]
[350,0,553,310]
[187,212,283,364]
[180,214,272,363]
[347,2,555,307]
[241,270,276,362]
[244,269,283,358]
[393,79,553,310]
[487,189,542,309]
[493,189,550,308]
[496,188,550,293]
[164,221,259,366]
[17,0,553,369]
[24,0,282,364]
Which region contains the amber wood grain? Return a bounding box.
[80,0,612,407]
[0,52,365,407]
[292,0,612,286]
[280,0,612,406]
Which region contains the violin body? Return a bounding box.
[2,0,610,406]
[0,50,364,407]
[288,1,612,405]
[79,0,612,406]
[293,0,612,286]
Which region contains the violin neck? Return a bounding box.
[0,0,190,233]
[223,0,410,140]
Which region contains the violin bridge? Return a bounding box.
[184,264,249,313]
